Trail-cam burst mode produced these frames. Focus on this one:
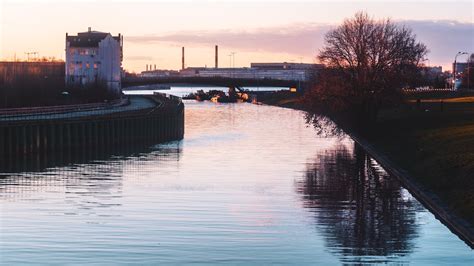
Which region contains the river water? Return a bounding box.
[0,94,473,264]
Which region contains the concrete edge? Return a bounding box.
[350,133,474,249]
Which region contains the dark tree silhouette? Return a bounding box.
[304,12,428,127]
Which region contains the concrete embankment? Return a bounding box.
[0,94,184,165]
[351,134,474,248]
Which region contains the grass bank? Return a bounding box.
[373,95,474,226]
[263,92,474,229]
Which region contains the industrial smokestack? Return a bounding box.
[182,47,185,70]
[215,45,218,68]
[146,64,148,71]
[154,64,156,70]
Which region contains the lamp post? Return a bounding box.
[453,51,468,90]
[468,54,472,90]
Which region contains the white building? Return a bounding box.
[65,28,123,94]
[177,63,323,81]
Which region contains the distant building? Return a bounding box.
[141,69,180,78]
[453,62,468,76]
[65,28,123,94]
[174,62,323,81]
[250,62,316,70]
[423,66,442,75]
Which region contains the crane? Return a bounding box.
[24,51,38,61]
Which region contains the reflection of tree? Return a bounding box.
[296,143,419,262]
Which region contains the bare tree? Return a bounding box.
[306,12,427,126]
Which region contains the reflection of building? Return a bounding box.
[65,28,123,94]
[141,62,323,81]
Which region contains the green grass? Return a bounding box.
[374,98,474,225]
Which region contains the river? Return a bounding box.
[0,91,473,264]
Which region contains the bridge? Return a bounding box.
[122,76,305,89]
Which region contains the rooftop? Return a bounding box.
[66,28,121,48]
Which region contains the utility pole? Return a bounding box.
[231,52,236,68]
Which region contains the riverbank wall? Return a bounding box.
[350,134,474,248]
[0,94,184,169]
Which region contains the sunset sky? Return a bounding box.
[1,0,473,72]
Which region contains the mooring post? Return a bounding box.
[57,124,63,153]
[42,125,48,155]
[49,123,56,153]
[94,122,99,150]
[0,126,4,158]
[20,125,27,155]
[65,123,71,152]
[34,125,40,154]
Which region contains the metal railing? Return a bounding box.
[0,98,129,118]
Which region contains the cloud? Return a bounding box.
[125,55,155,61]
[400,20,474,67]
[126,20,473,68]
[126,23,333,57]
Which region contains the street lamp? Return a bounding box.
[466,53,472,90]
[453,51,468,90]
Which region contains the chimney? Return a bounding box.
[182,47,185,70]
[88,27,91,32]
[215,45,218,68]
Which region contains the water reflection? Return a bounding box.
[297,143,420,263]
[0,142,182,212]
[0,140,181,174]
[1,101,472,264]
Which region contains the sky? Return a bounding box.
[0,0,473,72]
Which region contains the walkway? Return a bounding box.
[0,96,158,123]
